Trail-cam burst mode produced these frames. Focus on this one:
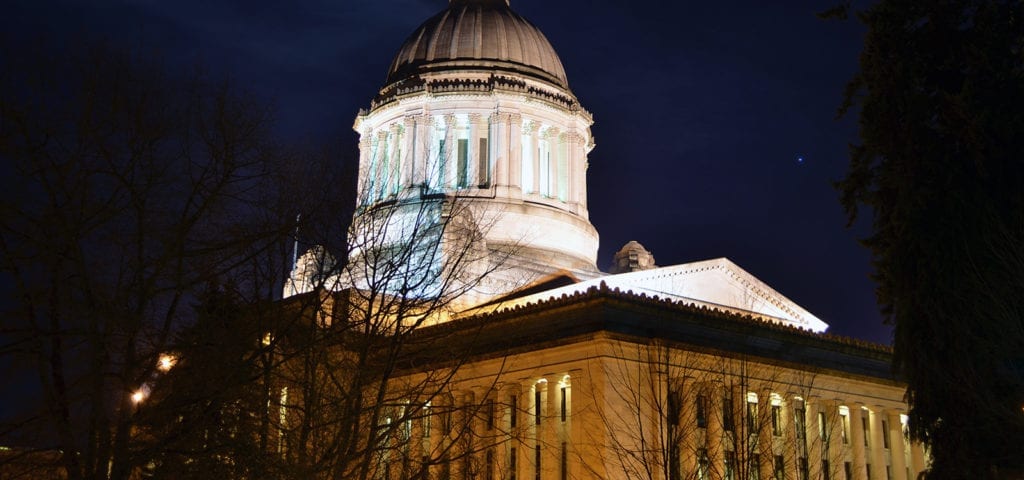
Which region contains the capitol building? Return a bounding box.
[284,0,928,478]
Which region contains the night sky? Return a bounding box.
[2,0,887,343]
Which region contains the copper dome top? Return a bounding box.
[385,0,569,89]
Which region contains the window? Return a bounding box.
[698,449,710,480]
[510,448,517,480]
[881,419,890,449]
[774,455,785,480]
[560,442,568,480]
[535,445,541,480]
[521,131,533,193]
[798,457,809,480]
[863,416,870,447]
[668,387,681,426]
[477,137,490,187]
[747,401,758,433]
[424,403,431,438]
[772,405,782,436]
[866,464,872,480]
[696,395,708,428]
[795,408,806,441]
[725,451,736,480]
[822,460,830,480]
[818,412,827,441]
[456,139,469,188]
[510,395,518,428]
[560,386,567,422]
[750,454,762,480]
[841,412,850,444]
[844,462,853,480]
[535,390,542,425]
[486,399,494,430]
[485,449,494,480]
[885,466,892,480]
[723,396,735,432]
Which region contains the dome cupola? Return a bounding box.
[386,0,569,89]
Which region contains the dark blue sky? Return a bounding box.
[3,0,888,343]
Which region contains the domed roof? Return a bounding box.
[386,0,569,89]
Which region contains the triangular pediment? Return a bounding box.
[468,257,828,332]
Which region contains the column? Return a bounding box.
[886,411,907,480]
[910,441,927,479]
[679,377,698,478]
[758,389,774,478]
[527,121,540,194]
[824,401,843,480]
[783,394,802,480]
[543,375,560,479]
[850,404,867,480]
[508,113,523,195]
[567,369,585,480]
[707,382,725,479]
[401,116,416,190]
[545,127,560,199]
[867,408,886,480]
[471,113,490,187]
[357,134,372,204]
[443,114,457,189]
[388,123,401,196]
[806,396,823,480]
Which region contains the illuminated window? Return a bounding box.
[698,449,710,480]
[818,412,827,441]
[772,405,782,436]
[456,139,469,188]
[863,416,870,447]
[747,400,758,433]
[424,402,431,438]
[477,137,490,187]
[539,137,551,196]
[840,409,850,444]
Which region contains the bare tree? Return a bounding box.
[587,338,843,480]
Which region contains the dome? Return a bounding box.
[385,0,569,89]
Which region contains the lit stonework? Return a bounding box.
[276,2,930,477]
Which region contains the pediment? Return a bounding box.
[470,257,828,332]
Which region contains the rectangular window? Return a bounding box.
[457,139,469,188]
[844,462,853,480]
[818,412,828,444]
[698,449,710,480]
[866,464,872,480]
[882,420,890,449]
[798,457,809,480]
[560,387,567,422]
[885,466,892,480]
[725,451,736,480]
[795,408,806,439]
[696,395,708,428]
[668,387,681,426]
[510,395,518,428]
[487,399,495,431]
[863,416,870,447]
[535,445,542,480]
[772,405,782,436]
[478,138,490,187]
[560,442,568,480]
[485,449,494,480]
[750,454,761,480]
[822,460,830,480]
[774,455,785,480]
[510,447,517,480]
[841,413,850,444]
[535,390,542,426]
[747,401,758,433]
[723,396,735,432]
[424,404,431,438]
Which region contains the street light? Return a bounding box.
[131,390,146,404]
[157,354,176,372]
